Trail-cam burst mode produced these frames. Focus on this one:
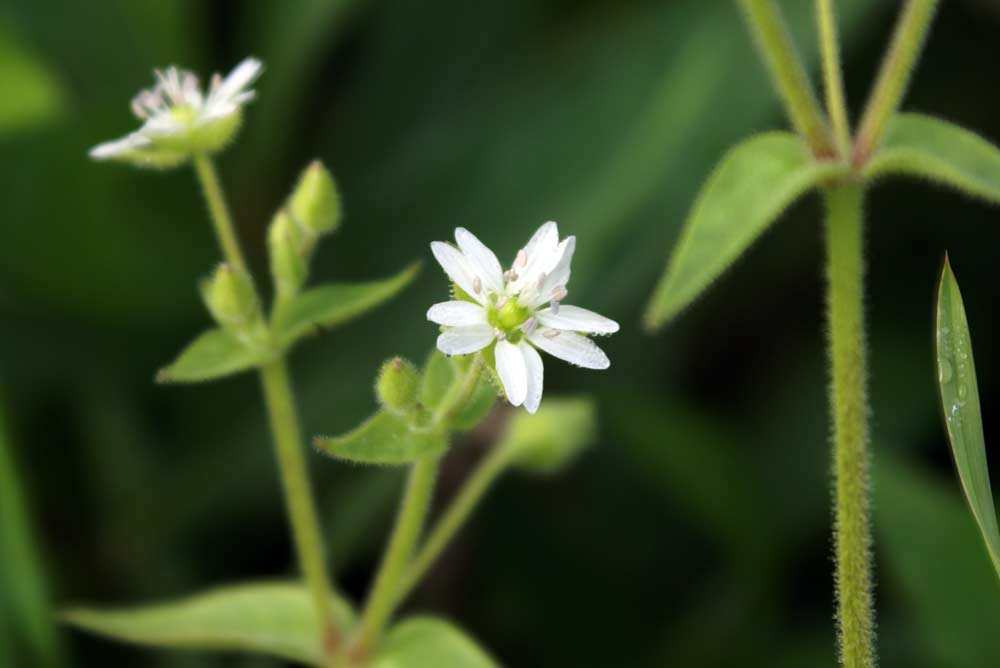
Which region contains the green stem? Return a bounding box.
[396,443,513,605]
[192,158,340,658]
[352,454,440,658]
[260,360,340,654]
[433,356,484,427]
[816,0,851,156]
[192,154,248,271]
[737,0,833,157]
[823,185,875,668]
[853,0,939,165]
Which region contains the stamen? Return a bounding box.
[473,276,482,294]
[550,285,568,302]
[495,296,508,309]
[536,273,547,290]
[494,328,506,341]
[522,318,538,336]
[516,249,528,268]
[549,300,560,315]
[542,328,561,339]
[131,98,147,119]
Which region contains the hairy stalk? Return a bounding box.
[352,454,440,658]
[192,159,340,656]
[396,442,514,605]
[854,0,939,165]
[816,0,851,156]
[823,185,875,668]
[737,0,833,156]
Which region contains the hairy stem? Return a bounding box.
[816,0,851,156]
[854,0,939,165]
[192,155,248,271]
[823,185,875,668]
[396,443,514,605]
[352,454,440,658]
[737,0,833,157]
[192,159,340,657]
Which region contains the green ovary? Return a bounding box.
[487,299,531,343]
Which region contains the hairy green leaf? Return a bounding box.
[644,132,846,329]
[274,262,420,349]
[156,329,272,384]
[62,582,354,666]
[314,410,446,465]
[936,259,1000,578]
[374,616,499,668]
[866,113,1000,204]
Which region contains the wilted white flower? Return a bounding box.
[428,222,619,414]
[89,57,263,167]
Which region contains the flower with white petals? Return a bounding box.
[90,57,263,167]
[427,222,619,414]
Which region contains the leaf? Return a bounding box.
[314,410,446,465]
[935,258,1000,577]
[0,20,65,137]
[866,113,1000,204]
[421,353,496,431]
[374,616,500,668]
[274,263,421,349]
[62,581,354,666]
[643,132,847,329]
[501,398,596,475]
[420,351,455,411]
[156,328,273,384]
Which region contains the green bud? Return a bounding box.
[268,210,308,300]
[289,161,341,238]
[376,357,421,413]
[201,263,259,329]
[500,398,596,475]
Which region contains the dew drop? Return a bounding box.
[939,359,953,384]
[958,383,968,399]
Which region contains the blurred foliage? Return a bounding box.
[4,0,1000,666]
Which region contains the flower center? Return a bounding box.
[169,104,198,125]
[488,299,531,340]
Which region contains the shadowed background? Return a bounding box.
[2,0,1000,666]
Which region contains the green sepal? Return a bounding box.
[61,581,354,667]
[313,410,446,465]
[500,397,596,475]
[156,328,273,384]
[273,263,421,350]
[268,209,309,301]
[865,113,1000,204]
[373,616,500,668]
[420,351,496,430]
[644,132,848,330]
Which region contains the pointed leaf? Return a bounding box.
[644,132,847,329]
[62,582,354,666]
[866,113,1000,204]
[274,263,421,349]
[935,259,1000,577]
[314,410,446,465]
[374,616,500,668]
[156,328,273,384]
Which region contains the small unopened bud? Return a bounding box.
[268,210,307,300]
[289,161,341,238]
[376,357,420,413]
[202,263,259,329]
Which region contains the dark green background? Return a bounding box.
[3,1,1000,666]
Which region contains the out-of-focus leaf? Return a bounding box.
[157,328,273,384]
[936,259,1000,577]
[644,132,847,329]
[420,351,454,411]
[0,396,61,667]
[314,410,446,465]
[866,113,1000,204]
[419,352,496,430]
[374,616,499,668]
[876,456,1000,667]
[502,398,596,475]
[62,582,354,666]
[273,263,421,349]
[0,20,65,136]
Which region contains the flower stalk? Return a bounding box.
[823,184,875,668]
[193,155,248,272]
[815,0,851,157]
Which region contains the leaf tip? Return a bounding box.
[154,368,172,384]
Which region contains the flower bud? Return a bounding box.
[268,210,308,300]
[289,161,341,238]
[201,263,259,329]
[376,357,421,413]
[500,398,596,475]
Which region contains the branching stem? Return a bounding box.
[816,0,852,156]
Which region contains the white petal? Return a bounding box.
[214,57,263,102]
[437,325,495,355]
[536,305,619,334]
[89,132,152,159]
[454,228,504,292]
[519,341,544,414]
[522,221,559,260]
[494,340,528,406]
[528,330,610,370]
[427,301,487,327]
[430,241,487,304]
[529,236,576,307]
[509,222,559,291]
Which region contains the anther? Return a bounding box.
[522,318,538,336]
[516,249,528,268]
[549,300,560,315]
[551,285,568,302]
[543,328,561,339]
[473,276,482,294]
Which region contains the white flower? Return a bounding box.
[427,222,619,414]
[90,57,263,165]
